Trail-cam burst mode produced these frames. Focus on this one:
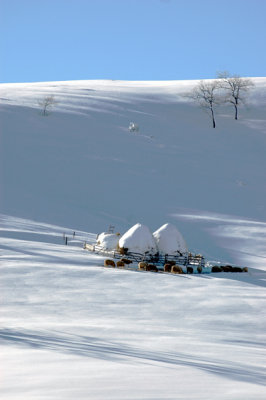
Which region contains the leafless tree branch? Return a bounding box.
[38,95,56,116]
[216,71,254,120]
[189,80,221,128]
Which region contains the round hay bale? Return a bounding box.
[117,261,125,268]
[138,262,147,270]
[121,258,132,264]
[242,267,248,272]
[186,266,194,274]
[212,266,222,273]
[164,263,172,273]
[171,265,183,274]
[197,266,202,274]
[104,259,116,268]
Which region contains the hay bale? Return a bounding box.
[116,261,125,268]
[197,266,202,274]
[138,262,147,270]
[153,223,187,255]
[187,266,194,274]
[171,265,183,274]
[164,263,172,273]
[146,264,158,272]
[242,267,248,272]
[211,266,222,273]
[119,223,157,254]
[121,258,132,264]
[97,232,120,251]
[104,259,115,267]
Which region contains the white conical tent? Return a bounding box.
[119,223,157,254]
[153,223,187,255]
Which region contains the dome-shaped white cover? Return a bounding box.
[153,223,187,255]
[119,223,157,254]
[97,232,120,251]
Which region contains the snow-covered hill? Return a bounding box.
[1,78,266,266]
[1,214,266,399]
[1,79,266,399]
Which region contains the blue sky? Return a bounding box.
[0,0,265,83]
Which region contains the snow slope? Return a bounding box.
[1,78,266,398]
[1,215,266,399]
[1,78,266,266]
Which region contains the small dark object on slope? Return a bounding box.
[119,247,128,255]
[138,262,147,270]
[221,265,233,272]
[146,264,158,272]
[117,261,125,268]
[212,266,222,273]
[121,258,133,264]
[104,259,116,267]
[164,263,172,273]
[231,266,243,272]
[171,265,184,274]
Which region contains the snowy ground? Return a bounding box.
[1,214,266,399]
[1,78,266,266]
[1,78,266,398]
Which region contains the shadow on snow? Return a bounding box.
[0,328,265,387]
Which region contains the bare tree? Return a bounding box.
[217,71,254,120]
[38,95,56,116]
[190,80,220,128]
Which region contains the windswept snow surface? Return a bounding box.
[1,78,266,266]
[0,215,266,399]
[1,78,266,398]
